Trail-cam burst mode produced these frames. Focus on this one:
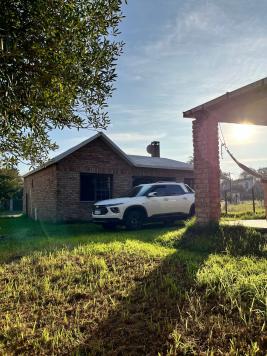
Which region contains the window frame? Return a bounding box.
[147,184,187,197]
[147,185,168,197]
[80,173,113,202]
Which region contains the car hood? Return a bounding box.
[94,197,132,206]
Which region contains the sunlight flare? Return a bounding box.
[231,122,254,143]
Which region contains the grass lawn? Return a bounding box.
[0,216,266,355]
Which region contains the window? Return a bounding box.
[80,173,112,202]
[149,185,168,197]
[165,185,185,196]
[128,185,149,197]
[149,184,186,197]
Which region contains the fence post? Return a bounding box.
[252,187,256,214]
[224,191,228,214]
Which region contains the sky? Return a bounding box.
[21,0,267,178]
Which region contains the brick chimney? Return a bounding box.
[146,141,160,157]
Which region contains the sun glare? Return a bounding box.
[232,123,254,143]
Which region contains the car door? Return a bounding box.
[165,184,191,214]
[145,185,172,216]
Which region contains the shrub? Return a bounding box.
[176,223,266,256]
[221,225,266,256]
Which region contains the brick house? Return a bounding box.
[23,132,194,222]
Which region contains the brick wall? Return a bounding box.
[193,114,221,224]
[24,136,194,222]
[23,165,57,221]
[56,137,133,221]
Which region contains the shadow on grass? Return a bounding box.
[0,215,186,263]
[75,250,207,355]
[72,222,267,355]
[175,221,267,257]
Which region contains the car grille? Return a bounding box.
[93,206,108,215]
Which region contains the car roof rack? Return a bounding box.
[155,181,179,183]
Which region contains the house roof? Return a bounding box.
[23,132,193,177]
[128,155,193,170]
[183,77,267,125]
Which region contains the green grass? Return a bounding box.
[0,215,186,263]
[198,255,267,316]
[0,216,266,355]
[221,201,266,220]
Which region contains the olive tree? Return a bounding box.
[0,0,125,166]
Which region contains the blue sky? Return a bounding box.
[22,0,267,178]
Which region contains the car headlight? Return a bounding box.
[110,207,120,213]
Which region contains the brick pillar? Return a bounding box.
[193,113,221,224]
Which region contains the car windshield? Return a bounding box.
[128,185,148,197]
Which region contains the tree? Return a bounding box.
[0,168,22,202]
[0,0,125,166]
[187,156,194,165]
[220,171,231,181]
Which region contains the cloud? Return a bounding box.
[140,2,228,58]
[109,132,167,143]
[121,0,267,99]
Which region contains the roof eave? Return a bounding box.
[23,132,135,178]
[183,77,267,119]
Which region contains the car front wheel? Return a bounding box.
[124,209,144,230]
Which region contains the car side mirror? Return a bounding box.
[147,191,158,198]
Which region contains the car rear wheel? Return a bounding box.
[124,209,144,230]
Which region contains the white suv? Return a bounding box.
[92,182,195,230]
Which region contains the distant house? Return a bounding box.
[221,176,263,201]
[23,132,194,222]
[221,176,257,193]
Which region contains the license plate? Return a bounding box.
[94,209,101,215]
